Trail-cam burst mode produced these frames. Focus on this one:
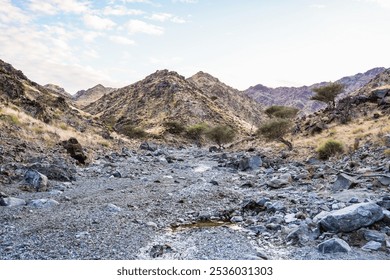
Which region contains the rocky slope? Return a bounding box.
[44,84,73,99]
[188,71,264,129]
[74,84,116,109]
[84,70,267,137]
[245,67,386,114]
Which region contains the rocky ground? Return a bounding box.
[1,142,390,260]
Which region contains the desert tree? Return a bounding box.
[257,118,293,150]
[205,125,236,149]
[311,83,344,108]
[265,105,299,119]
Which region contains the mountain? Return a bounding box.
[188,71,264,129]
[245,67,386,114]
[74,84,116,108]
[84,70,266,136]
[44,84,73,99]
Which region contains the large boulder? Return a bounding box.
[61,138,87,164]
[317,238,351,254]
[238,156,262,171]
[318,202,384,233]
[20,169,48,192]
[331,174,359,192]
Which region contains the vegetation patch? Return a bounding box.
[164,121,186,135]
[265,105,299,119]
[257,118,293,150]
[120,125,147,139]
[317,139,344,160]
[205,125,236,148]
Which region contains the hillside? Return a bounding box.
[84,70,267,137]
[74,84,116,109]
[245,67,386,114]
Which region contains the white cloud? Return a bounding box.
[109,35,135,45]
[147,13,186,23]
[172,0,198,3]
[126,19,164,35]
[103,6,144,16]
[83,14,116,30]
[0,0,31,24]
[27,0,90,15]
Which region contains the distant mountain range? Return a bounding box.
[244,67,386,114]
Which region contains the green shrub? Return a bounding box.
[265,106,299,119]
[164,121,185,135]
[205,125,236,148]
[186,123,208,146]
[257,118,293,150]
[0,114,21,125]
[121,125,147,139]
[317,139,344,160]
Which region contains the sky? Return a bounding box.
[0,0,390,94]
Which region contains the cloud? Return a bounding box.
[172,0,198,3]
[365,0,390,8]
[126,19,164,35]
[109,35,135,45]
[0,0,31,24]
[103,5,144,16]
[27,0,90,15]
[147,13,186,23]
[83,14,116,30]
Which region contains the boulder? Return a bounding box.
[362,229,386,243]
[361,241,382,251]
[29,163,75,182]
[266,178,289,189]
[28,199,59,208]
[140,142,157,152]
[20,169,48,192]
[0,196,26,207]
[317,238,351,254]
[377,196,390,210]
[61,138,87,164]
[318,202,384,233]
[331,174,359,192]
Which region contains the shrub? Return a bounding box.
[265,106,299,119]
[121,125,147,139]
[384,149,390,158]
[317,139,344,160]
[164,121,185,135]
[186,123,208,145]
[0,114,21,125]
[205,125,236,148]
[257,118,293,150]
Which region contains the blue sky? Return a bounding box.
[0,0,389,93]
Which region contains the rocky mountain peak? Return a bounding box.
[0,59,28,81]
[44,84,72,98]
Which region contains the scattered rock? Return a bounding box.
[28,199,59,208]
[332,174,359,192]
[317,238,351,254]
[378,176,390,186]
[105,203,122,212]
[318,202,384,233]
[238,156,262,171]
[362,229,386,243]
[230,216,244,223]
[209,146,219,153]
[361,241,382,251]
[149,244,173,258]
[267,178,289,189]
[140,142,157,152]
[20,169,48,192]
[0,196,26,207]
[61,138,87,164]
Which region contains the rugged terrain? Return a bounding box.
[1,59,390,260]
[245,67,385,114]
[74,84,116,109]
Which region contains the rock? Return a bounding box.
[384,134,390,147]
[140,142,157,152]
[111,171,122,178]
[313,211,331,223]
[242,199,266,213]
[266,178,289,189]
[266,201,286,213]
[209,146,219,153]
[349,197,359,203]
[20,169,48,192]
[146,222,158,228]
[317,238,351,254]
[0,196,26,207]
[230,216,244,223]
[318,202,384,233]
[149,244,172,258]
[29,162,75,182]
[209,180,219,186]
[248,225,267,234]
[362,229,386,243]
[331,173,359,192]
[284,213,298,223]
[378,176,390,186]
[361,241,382,251]
[238,156,262,171]
[106,203,121,212]
[382,210,390,225]
[61,138,87,164]
[286,224,310,245]
[28,199,59,208]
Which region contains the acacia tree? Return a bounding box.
[257,118,293,150]
[205,125,236,148]
[311,83,344,108]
